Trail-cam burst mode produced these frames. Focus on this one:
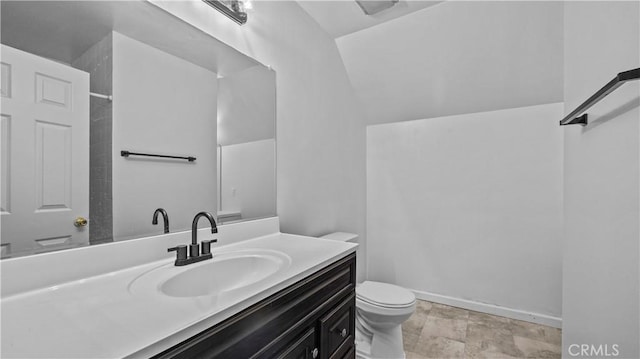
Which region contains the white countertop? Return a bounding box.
[1,222,357,358]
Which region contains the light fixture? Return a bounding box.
[203,0,248,25]
[355,0,399,15]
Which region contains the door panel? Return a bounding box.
[35,120,72,211]
[1,114,10,214]
[35,73,72,109]
[1,62,11,98]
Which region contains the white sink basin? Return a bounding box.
[128,249,291,298]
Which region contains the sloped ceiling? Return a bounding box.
[335,1,564,125]
[296,0,442,38]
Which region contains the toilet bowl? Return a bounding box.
[355,281,416,359]
[319,233,416,359]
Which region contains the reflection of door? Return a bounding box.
[1,44,89,257]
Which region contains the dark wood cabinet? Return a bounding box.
[152,253,356,359]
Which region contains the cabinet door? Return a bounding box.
[319,294,355,359]
[277,327,319,359]
[341,346,355,359]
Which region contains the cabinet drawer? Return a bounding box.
[320,293,355,359]
[278,327,318,359]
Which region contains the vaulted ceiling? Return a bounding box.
[296,0,442,38]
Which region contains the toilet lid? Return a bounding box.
[356,281,415,308]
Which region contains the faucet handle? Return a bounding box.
[201,239,217,255]
[168,245,187,261]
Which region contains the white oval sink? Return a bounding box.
[129,249,291,298]
[162,253,285,297]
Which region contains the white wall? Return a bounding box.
[219,139,276,220]
[367,103,564,325]
[337,1,564,125]
[150,1,367,281]
[217,65,276,146]
[562,2,640,357]
[112,32,218,239]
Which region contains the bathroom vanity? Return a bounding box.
[0,218,357,358]
[154,253,356,359]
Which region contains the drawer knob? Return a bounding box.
[312,348,318,358]
[340,328,347,338]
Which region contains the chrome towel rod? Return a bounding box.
[90,92,113,101]
[121,150,196,162]
[560,67,639,126]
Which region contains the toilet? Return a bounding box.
[320,233,417,359]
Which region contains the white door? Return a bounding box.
[1,44,89,258]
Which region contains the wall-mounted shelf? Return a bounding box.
[560,67,639,126]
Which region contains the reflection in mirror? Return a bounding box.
[217,66,276,223]
[0,1,276,259]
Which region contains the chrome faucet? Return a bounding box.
[152,208,170,233]
[168,211,218,266]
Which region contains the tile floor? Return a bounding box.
[402,300,561,359]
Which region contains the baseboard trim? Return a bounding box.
[410,288,562,328]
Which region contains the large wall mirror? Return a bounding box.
[0,1,277,259]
